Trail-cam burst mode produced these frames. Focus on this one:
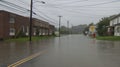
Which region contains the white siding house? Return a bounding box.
[110,14,120,36]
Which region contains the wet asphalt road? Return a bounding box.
[1,35,120,67]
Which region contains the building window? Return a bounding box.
[112,20,114,25]
[9,28,15,36]
[114,19,116,24]
[9,15,15,23]
[33,28,36,35]
[26,26,29,36]
[110,21,113,26]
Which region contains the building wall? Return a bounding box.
[0,10,55,39]
[49,25,55,35]
[0,11,10,39]
[0,11,4,39]
[114,26,120,36]
[14,15,29,37]
[110,16,120,26]
[110,15,120,36]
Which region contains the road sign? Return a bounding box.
[89,26,95,33]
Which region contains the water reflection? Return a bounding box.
[96,40,120,67]
[0,38,55,65]
[9,35,120,67]
[96,40,120,53]
[97,41,115,49]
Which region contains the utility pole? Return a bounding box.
[29,0,33,41]
[29,0,45,41]
[67,21,69,34]
[58,16,62,37]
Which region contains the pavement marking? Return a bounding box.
[8,50,47,67]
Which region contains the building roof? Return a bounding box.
[0,10,27,18]
[110,13,120,20]
[0,10,54,26]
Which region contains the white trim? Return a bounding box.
[26,33,29,36]
[9,28,15,36]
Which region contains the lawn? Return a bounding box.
[5,36,55,42]
[96,36,120,41]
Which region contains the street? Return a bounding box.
[0,0,120,67]
[1,35,120,67]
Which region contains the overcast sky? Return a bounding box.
[0,0,120,27]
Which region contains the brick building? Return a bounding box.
[0,10,55,40]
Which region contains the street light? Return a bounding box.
[34,1,45,4]
[29,0,45,41]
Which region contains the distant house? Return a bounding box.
[0,10,55,40]
[109,14,120,36]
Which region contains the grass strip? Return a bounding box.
[5,36,55,42]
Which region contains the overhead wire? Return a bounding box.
[2,0,120,25]
[44,0,89,5]
[0,0,29,12]
[0,3,29,15]
[34,5,120,16]
[32,0,120,16]
[34,0,120,8]
[0,0,58,25]
[35,4,107,16]
[0,0,52,24]
[34,9,58,23]
[18,0,58,25]
[58,0,120,7]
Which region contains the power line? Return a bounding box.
[33,1,120,16]
[0,3,29,15]
[59,0,120,7]
[31,5,105,18]
[38,5,106,16]
[52,0,88,5]
[17,0,58,25]
[1,0,58,25]
[0,2,58,26]
[32,1,120,16]
[0,3,55,22]
[0,0,54,25]
[34,9,58,24]
[0,0,29,12]
[33,0,120,8]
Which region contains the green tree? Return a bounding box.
[97,17,110,36]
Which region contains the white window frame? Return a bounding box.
[9,28,15,36]
[9,15,15,23]
[110,21,113,26]
[26,26,29,36]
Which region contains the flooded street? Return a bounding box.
[1,35,120,67]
